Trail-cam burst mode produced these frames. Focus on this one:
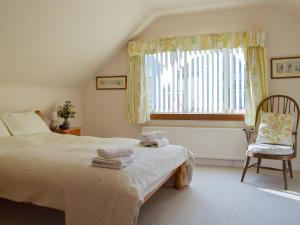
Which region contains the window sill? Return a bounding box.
[150,113,244,121]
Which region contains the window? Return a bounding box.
[145,48,246,117]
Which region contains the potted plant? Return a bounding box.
[57,100,76,130]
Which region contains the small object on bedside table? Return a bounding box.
[51,127,81,136]
[50,111,59,130]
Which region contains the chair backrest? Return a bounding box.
[255,95,300,156]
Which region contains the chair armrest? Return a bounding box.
[292,131,298,154]
[243,128,255,132]
[243,127,256,144]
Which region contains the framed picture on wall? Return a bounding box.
[271,56,300,79]
[96,76,127,90]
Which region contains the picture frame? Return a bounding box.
[96,76,127,90]
[271,56,300,79]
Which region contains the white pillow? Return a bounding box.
[0,119,11,139]
[0,111,50,136]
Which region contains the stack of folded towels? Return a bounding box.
[92,146,134,169]
[139,131,170,147]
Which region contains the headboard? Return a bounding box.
[35,110,43,118]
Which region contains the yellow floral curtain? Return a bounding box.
[127,30,267,125]
[244,47,268,126]
[127,56,150,124]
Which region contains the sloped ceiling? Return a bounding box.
[0,0,299,87]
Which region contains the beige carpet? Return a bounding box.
[1,166,300,225]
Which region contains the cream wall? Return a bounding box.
[83,3,300,138]
[82,49,140,137]
[0,84,82,126]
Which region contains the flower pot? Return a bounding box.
[59,118,70,130]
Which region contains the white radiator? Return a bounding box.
[142,126,247,160]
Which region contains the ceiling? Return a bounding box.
[0,0,299,87]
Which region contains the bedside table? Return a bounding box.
[51,127,81,136]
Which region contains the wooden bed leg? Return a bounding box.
[175,164,184,190]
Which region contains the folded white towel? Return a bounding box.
[92,155,135,169]
[97,147,133,159]
[139,137,170,148]
[140,131,165,140]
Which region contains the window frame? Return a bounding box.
[150,113,244,121]
[146,48,246,121]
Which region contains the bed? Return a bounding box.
[0,111,194,225]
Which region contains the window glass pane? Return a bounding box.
[145,48,246,114]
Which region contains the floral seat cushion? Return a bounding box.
[256,112,294,146]
[248,143,294,155]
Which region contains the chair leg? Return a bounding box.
[282,160,288,190]
[256,157,262,173]
[241,156,250,182]
[287,160,293,179]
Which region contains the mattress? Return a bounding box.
[0,132,191,225]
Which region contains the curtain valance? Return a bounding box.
[128,30,265,57]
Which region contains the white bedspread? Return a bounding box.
[0,132,193,225]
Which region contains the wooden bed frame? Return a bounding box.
[35,110,185,205]
[143,164,185,203]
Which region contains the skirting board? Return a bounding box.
[195,157,300,171]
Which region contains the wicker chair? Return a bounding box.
[241,95,299,189]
